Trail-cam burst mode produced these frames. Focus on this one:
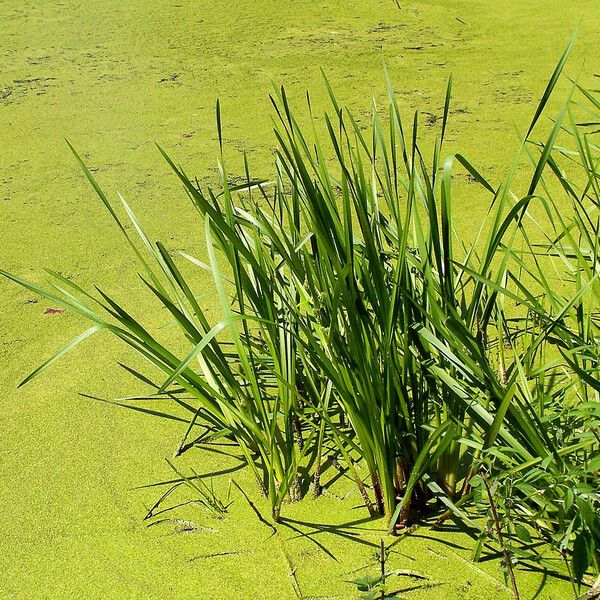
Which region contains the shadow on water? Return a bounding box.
[279,514,383,560]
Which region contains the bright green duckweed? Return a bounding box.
[1,1,599,598]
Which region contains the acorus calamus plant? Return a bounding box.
[2,32,598,589]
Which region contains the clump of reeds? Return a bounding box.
[2,33,598,591]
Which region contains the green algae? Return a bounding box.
[1,1,599,598]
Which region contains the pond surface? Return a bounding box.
[0,1,598,597]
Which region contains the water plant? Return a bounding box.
[1,35,598,591]
[347,539,428,599]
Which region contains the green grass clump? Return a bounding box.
[2,38,598,597]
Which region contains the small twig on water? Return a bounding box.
[482,474,520,600]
